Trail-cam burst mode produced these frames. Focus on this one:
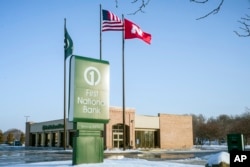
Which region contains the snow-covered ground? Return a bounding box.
[0,145,235,167]
[0,146,234,167]
[11,152,229,167]
[13,158,203,167]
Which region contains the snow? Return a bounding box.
[1,145,233,167]
[206,152,229,166]
[14,158,203,167]
[104,148,140,153]
[9,151,230,167]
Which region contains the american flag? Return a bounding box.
[102,9,124,31]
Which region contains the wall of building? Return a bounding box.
[134,115,160,148]
[135,115,159,129]
[26,119,74,147]
[105,107,135,149]
[30,119,73,133]
[25,122,33,147]
[25,108,194,150]
[159,114,193,149]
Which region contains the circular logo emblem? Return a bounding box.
[84,66,101,86]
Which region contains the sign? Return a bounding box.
[42,124,64,130]
[69,56,109,123]
[227,133,245,152]
[75,122,104,131]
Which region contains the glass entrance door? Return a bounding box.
[112,124,124,148]
[113,132,123,148]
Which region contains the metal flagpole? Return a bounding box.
[122,14,126,151]
[100,4,102,60]
[64,18,67,150]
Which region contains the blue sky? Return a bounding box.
[1,0,250,132]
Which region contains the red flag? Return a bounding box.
[124,19,151,44]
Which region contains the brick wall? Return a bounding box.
[105,107,135,149]
[159,114,193,149]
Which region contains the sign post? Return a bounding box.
[69,56,109,165]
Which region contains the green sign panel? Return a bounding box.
[69,56,109,123]
[75,122,104,131]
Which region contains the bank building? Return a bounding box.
[25,106,193,149]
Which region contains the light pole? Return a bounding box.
[24,116,30,122]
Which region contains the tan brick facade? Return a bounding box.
[26,107,193,150]
[159,114,193,149]
[105,107,135,149]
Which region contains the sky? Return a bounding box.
[1,0,250,132]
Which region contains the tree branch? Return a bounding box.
[115,0,250,37]
[190,0,209,3]
[234,16,250,37]
[115,0,150,14]
[191,0,224,20]
[115,0,118,8]
[191,0,250,37]
[128,0,151,15]
[241,14,250,21]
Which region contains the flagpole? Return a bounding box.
[99,4,102,60]
[122,14,126,151]
[63,18,67,150]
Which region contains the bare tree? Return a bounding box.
[206,118,220,144]
[0,130,4,144]
[192,112,250,145]
[191,114,206,144]
[7,132,14,145]
[216,114,233,143]
[20,132,25,145]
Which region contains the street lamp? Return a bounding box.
[24,116,30,122]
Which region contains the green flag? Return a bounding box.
[64,27,73,59]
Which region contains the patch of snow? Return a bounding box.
[198,145,228,150]
[104,148,140,153]
[0,145,235,166]
[14,158,204,167]
[106,155,124,159]
[206,152,229,166]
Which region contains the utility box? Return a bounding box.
[227,133,244,152]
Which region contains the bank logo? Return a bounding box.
[84,66,101,86]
